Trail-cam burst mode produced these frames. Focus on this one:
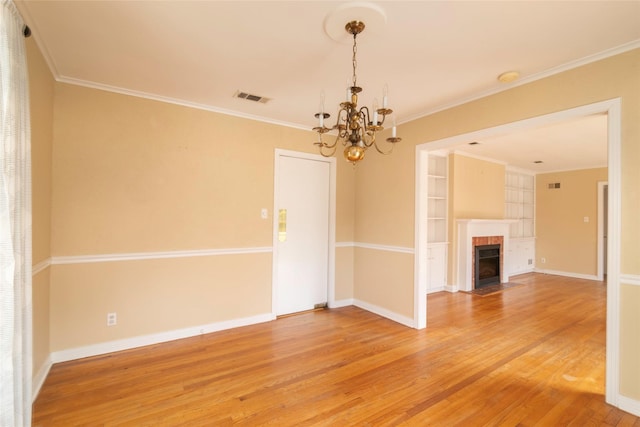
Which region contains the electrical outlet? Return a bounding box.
[107,312,117,326]
[541,257,546,264]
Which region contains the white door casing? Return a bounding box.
[597,181,608,280]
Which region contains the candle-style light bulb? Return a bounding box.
[392,116,397,138]
[383,84,389,108]
[372,98,379,125]
[319,92,325,127]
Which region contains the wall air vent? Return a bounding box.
[548,183,561,189]
[234,90,270,104]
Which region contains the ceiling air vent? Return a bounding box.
[548,183,561,189]
[234,90,270,104]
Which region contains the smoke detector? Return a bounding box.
[497,71,520,83]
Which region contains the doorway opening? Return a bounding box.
[414,98,621,407]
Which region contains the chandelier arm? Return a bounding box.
[322,137,339,150]
[360,128,374,147]
[338,107,348,130]
[359,106,371,126]
[322,133,338,151]
[319,147,337,158]
[318,139,338,157]
[373,139,395,155]
[338,130,349,143]
[358,107,377,148]
[335,109,349,143]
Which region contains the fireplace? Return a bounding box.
[475,244,501,288]
[456,219,516,292]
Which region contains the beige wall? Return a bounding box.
[448,154,506,285]
[353,138,415,247]
[356,49,640,399]
[335,247,354,302]
[50,254,271,351]
[351,135,415,317]
[536,168,607,276]
[29,38,53,265]
[354,248,414,319]
[53,85,288,255]
[48,82,356,352]
[27,38,54,377]
[620,284,640,397]
[335,158,356,302]
[450,154,506,220]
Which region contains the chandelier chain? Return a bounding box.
[352,34,358,87]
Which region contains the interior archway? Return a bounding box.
[413,98,621,406]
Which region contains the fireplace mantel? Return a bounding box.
[456,219,518,292]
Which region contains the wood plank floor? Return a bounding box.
[33,273,640,426]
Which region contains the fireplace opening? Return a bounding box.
[475,244,501,288]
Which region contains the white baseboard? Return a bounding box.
[533,268,599,281]
[427,286,445,294]
[619,394,640,417]
[509,267,535,276]
[353,299,413,328]
[32,355,53,403]
[445,285,458,293]
[50,312,275,364]
[331,298,354,308]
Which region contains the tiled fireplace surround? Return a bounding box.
[457,219,516,292]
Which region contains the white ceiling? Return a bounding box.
[16,1,640,172]
[452,113,609,173]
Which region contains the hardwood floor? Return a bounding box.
[33,273,640,426]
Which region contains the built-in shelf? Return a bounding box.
[427,155,448,244]
[426,154,449,293]
[505,171,535,238]
[504,170,536,275]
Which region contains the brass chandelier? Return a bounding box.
[313,20,401,164]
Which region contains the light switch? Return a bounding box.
[584,216,589,223]
[261,208,268,219]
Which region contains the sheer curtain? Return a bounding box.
[0,0,33,425]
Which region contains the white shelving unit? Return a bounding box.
[427,155,448,243]
[427,154,448,293]
[505,171,535,238]
[505,170,536,275]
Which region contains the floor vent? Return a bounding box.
[234,90,270,104]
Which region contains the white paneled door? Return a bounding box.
[274,153,331,316]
